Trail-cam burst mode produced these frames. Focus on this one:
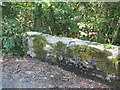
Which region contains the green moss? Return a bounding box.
[55,41,66,53]
[22,32,29,37]
[53,41,67,58]
[52,42,113,62]
[72,45,112,61]
[108,54,120,72]
[115,54,120,61]
[102,50,112,56]
[32,35,49,61]
[32,35,60,64]
[104,57,119,74]
[73,45,92,60]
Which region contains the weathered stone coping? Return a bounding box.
[26,32,119,59]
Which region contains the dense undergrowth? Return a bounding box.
[1,2,120,56]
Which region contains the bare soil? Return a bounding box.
[1,56,110,88]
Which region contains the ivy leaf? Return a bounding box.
[105,44,112,48]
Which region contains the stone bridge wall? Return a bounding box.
[26,32,120,88]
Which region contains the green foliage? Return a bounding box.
[104,44,112,49]
[2,9,28,56]
[2,35,27,56]
[2,2,120,56]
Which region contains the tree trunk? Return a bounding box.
[34,3,42,32]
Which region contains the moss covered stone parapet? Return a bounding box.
[25,32,120,88]
[26,32,119,77]
[29,35,114,63]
